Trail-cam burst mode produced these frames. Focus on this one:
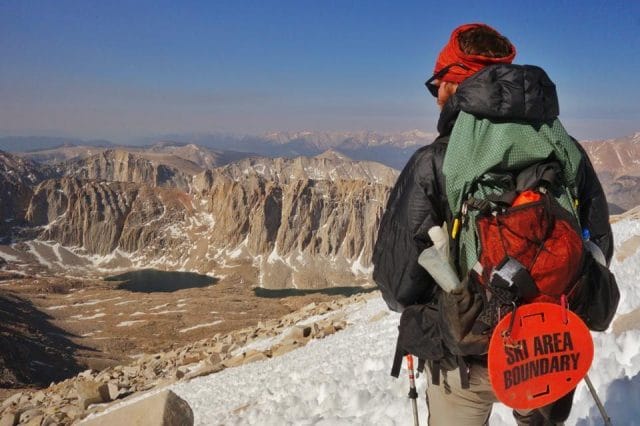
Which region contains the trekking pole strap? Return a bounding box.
[391,339,405,378]
[458,356,470,389]
[428,360,441,386]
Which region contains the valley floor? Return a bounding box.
[0,264,370,400]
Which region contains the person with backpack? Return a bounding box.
[372,23,616,425]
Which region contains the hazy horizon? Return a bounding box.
[2,1,638,142]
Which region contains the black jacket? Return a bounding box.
[372,64,613,312]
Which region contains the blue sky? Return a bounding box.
[1,0,639,142]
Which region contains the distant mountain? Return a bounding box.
[262,130,435,149]
[580,132,640,213]
[581,132,640,179]
[11,131,436,171]
[0,136,113,153]
[158,131,436,170]
[15,144,115,164]
[61,149,201,190]
[142,142,254,170]
[9,130,640,214]
[217,150,398,186]
[18,142,255,171]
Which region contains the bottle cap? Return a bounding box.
[581,229,590,240]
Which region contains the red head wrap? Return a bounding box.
[434,23,516,84]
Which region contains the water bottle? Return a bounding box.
[418,224,463,293]
[582,229,606,266]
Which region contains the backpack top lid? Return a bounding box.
[438,64,559,136]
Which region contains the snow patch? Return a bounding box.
[116,320,147,327]
[70,313,106,320]
[179,321,224,333]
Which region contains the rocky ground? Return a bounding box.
[0,284,374,425]
[0,265,373,406]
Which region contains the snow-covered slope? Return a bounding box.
[97,217,640,425]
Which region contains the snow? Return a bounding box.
[26,241,54,269]
[74,296,122,307]
[151,309,188,315]
[88,219,640,425]
[350,250,374,276]
[70,313,106,320]
[171,298,410,425]
[116,320,147,327]
[228,245,245,259]
[0,248,21,262]
[46,305,68,311]
[178,320,224,333]
[267,244,284,265]
[149,303,169,311]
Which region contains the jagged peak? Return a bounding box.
[315,149,350,161]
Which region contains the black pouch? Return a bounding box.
[490,256,539,301]
[391,303,448,377]
[569,254,620,332]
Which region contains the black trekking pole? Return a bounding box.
[584,374,612,426]
[406,354,419,426]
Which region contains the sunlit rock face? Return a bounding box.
[14,153,397,289]
[0,150,59,238]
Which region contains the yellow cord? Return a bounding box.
[452,218,460,239]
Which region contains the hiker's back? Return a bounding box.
[372,23,617,426]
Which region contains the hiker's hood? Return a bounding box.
[438,64,559,135]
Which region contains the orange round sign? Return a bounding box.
[488,303,594,410]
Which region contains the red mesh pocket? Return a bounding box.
[476,198,583,303]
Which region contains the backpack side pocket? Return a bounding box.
[569,254,620,331]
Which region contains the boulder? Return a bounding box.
[243,350,268,364]
[1,392,21,409]
[75,379,106,409]
[79,390,193,426]
[183,361,224,380]
[221,355,245,369]
[271,341,304,357]
[0,412,17,426]
[18,408,43,424]
[285,325,312,342]
[23,414,44,426]
[98,382,120,402]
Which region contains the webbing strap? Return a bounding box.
[458,356,470,389]
[429,360,441,386]
[417,358,426,374]
[390,338,405,378]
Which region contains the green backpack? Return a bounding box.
[443,111,584,279]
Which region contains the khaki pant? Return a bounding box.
[425,362,565,426]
